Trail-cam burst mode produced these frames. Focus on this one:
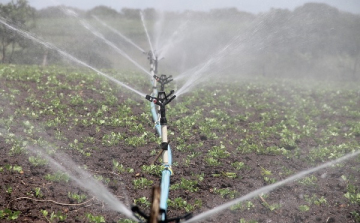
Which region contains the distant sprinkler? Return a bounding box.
[144,50,158,75]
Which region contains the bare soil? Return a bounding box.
[0,70,359,223]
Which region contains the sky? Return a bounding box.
[0,0,360,14]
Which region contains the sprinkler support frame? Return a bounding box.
[136,90,192,222]
[136,48,191,222]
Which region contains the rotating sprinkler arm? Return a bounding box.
[153,74,173,91]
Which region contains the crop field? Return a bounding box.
[0,65,360,223]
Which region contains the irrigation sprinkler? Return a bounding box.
[154,74,173,92]
[132,90,192,222]
[144,50,159,96]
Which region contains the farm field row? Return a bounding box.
[0,65,359,222]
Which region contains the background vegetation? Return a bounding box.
[0,0,359,81]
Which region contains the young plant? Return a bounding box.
[133,178,153,189]
[29,156,48,166]
[44,172,70,183]
[298,205,310,212]
[134,197,150,207]
[34,187,43,198]
[68,192,87,203]
[86,213,105,223]
[0,209,21,220]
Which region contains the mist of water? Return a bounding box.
[61,8,151,77]
[176,40,235,97]
[92,15,145,53]
[185,150,360,223]
[0,17,146,98]
[158,18,190,59]
[175,14,270,97]
[28,147,136,220]
[140,11,155,54]
[154,10,165,51]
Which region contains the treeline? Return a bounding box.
[0,0,359,81]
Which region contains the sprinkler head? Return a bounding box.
[153,74,173,91]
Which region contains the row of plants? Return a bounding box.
[0,65,359,222]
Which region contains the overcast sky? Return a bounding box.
[0,0,359,14]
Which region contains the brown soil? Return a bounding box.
[0,70,359,223]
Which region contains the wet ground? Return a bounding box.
[0,67,359,223]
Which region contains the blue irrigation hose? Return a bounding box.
[149,88,173,221]
[160,146,172,220]
[150,99,161,135]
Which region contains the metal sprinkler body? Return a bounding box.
[145,50,159,98]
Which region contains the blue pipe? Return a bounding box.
[160,146,172,220]
[150,99,161,136]
[149,88,173,221]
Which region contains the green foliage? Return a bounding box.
[231,161,246,170]
[34,187,43,198]
[344,184,360,204]
[141,164,162,176]
[213,188,238,199]
[68,192,87,203]
[298,175,317,186]
[40,209,67,222]
[133,197,150,207]
[170,178,199,192]
[350,211,360,223]
[239,219,258,223]
[44,171,70,183]
[28,155,48,166]
[0,208,21,220]
[86,213,105,223]
[133,178,153,189]
[167,197,202,212]
[0,0,36,63]
[231,201,255,211]
[298,205,310,212]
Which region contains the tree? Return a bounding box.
[0,0,35,63]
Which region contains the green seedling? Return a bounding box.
[68,192,87,203]
[298,175,317,186]
[141,164,162,176]
[133,178,153,189]
[298,205,310,212]
[45,172,70,183]
[170,178,199,192]
[86,213,105,223]
[34,187,43,198]
[212,172,237,178]
[344,184,360,204]
[231,201,255,211]
[29,156,48,166]
[134,197,150,207]
[167,197,202,212]
[0,209,21,220]
[231,161,246,170]
[213,188,238,199]
[239,219,258,223]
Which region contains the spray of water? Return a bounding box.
[158,18,190,59]
[154,10,165,51]
[175,14,270,97]
[28,147,137,220]
[176,41,234,97]
[185,150,360,223]
[92,15,145,53]
[61,8,151,77]
[0,17,146,98]
[140,11,155,54]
